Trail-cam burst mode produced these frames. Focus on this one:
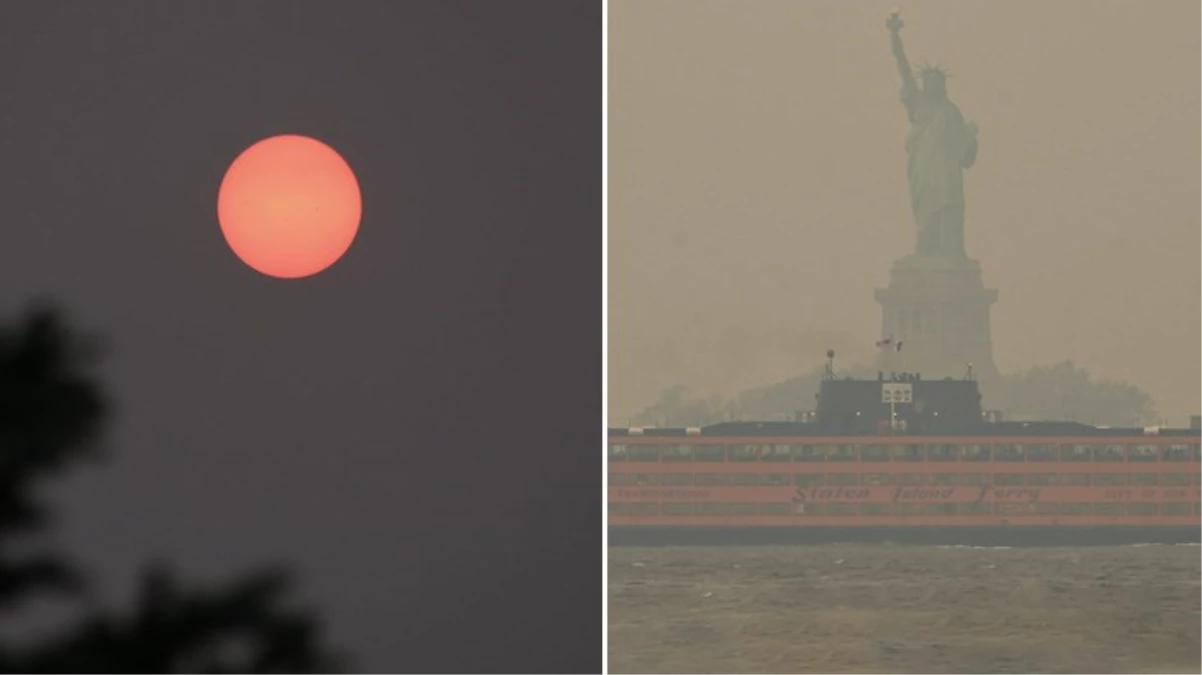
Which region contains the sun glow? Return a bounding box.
[217,135,361,279]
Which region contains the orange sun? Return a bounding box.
[217,134,361,279]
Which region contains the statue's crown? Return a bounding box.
[916,63,951,79]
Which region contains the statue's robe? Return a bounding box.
[901,83,976,257]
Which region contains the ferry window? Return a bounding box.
[1161,473,1192,486]
[728,474,760,486]
[994,474,1026,486]
[959,503,990,515]
[860,503,891,515]
[861,445,890,462]
[727,503,758,516]
[694,445,725,462]
[630,446,659,462]
[794,445,826,462]
[894,444,923,462]
[1128,473,1158,486]
[1161,503,1192,516]
[1193,444,1201,462]
[608,502,628,516]
[628,503,660,516]
[1196,473,1201,486]
[662,503,695,515]
[794,473,825,486]
[1128,445,1158,462]
[762,445,791,462]
[661,474,695,486]
[1093,473,1125,486]
[759,503,792,515]
[698,503,727,515]
[962,445,990,462]
[634,474,660,486]
[825,504,857,516]
[608,445,629,462]
[609,473,634,486]
[1059,503,1091,515]
[1026,445,1056,461]
[1196,503,1201,516]
[1063,473,1091,486]
[828,445,856,462]
[730,445,760,462]
[1027,474,1060,486]
[919,503,956,516]
[863,473,892,486]
[762,474,791,486]
[933,473,957,485]
[1062,444,1093,462]
[1162,444,1191,461]
[958,473,988,485]
[994,445,1024,462]
[827,473,860,486]
[1032,503,1059,515]
[1094,445,1124,462]
[694,474,729,486]
[794,503,824,516]
[895,473,928,485]
[1126,503,1158,516]
[661,445,694,462]
[1093,502,1124,516]
[995,503,1032,515]
[927,444,958,461]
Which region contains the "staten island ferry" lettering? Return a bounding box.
[790,486,1044,503]
[791,487,869,502]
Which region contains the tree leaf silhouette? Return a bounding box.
[0,305,348,673]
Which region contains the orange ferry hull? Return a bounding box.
[609,375,1201,546]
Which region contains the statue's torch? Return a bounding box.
[887,7,904,32]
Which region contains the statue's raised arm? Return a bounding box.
[887,11,915,93]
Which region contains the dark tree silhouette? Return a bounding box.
[0,306,348,673]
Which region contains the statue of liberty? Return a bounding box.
[887,10,978,258]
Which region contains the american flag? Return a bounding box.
[875,336,904,352]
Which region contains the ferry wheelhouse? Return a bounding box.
[608,366,1201,545]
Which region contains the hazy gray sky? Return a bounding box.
[0,2,598,670]
[609,0,1200,425]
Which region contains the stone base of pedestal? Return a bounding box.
[874,254,998,381]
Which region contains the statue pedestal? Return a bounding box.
[874,253,998,380]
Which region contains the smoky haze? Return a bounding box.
[608,0,1200,426]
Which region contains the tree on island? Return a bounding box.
[629,385,727,428]
[0,306,348,673]
[988,361,1156,426]
[630,361,1157,428]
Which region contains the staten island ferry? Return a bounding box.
[608,355,1201,545]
